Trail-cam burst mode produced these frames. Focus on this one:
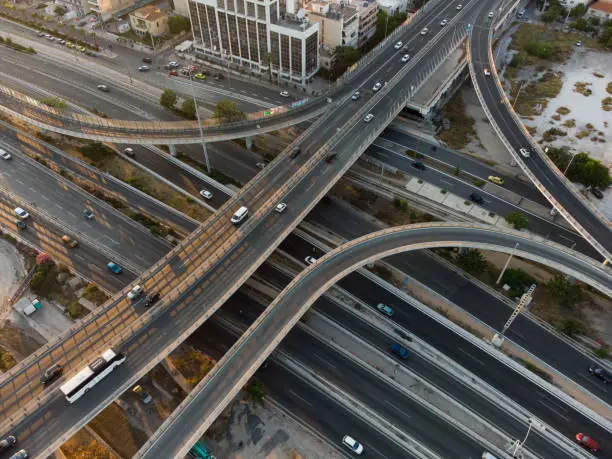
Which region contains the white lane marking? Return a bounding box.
[90,264,104,272]
[66,211,76,218]
[440,179,455,187]
[29,187,37,193]
[15,179,25,185]
[288,390,313,407]
[73,254,85,261]
[264,97,270,101]
[41,195,49,201]
[458,348,485,365]
[102,235,118,245]
[367,444,388,459]
[537,400,570,421]
[55,203,63,210]
[312,352,336,369]
[383,399,411,419]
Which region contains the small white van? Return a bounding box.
[231,206,249,224]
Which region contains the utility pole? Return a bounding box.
[496,242,518,284]
[188,57,211,173]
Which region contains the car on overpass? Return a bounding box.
[0,148,11,160]
[127,285,145,301]
[363,113,374,123]
[484,68,491,76]
[107,262,122,274]
[200,190,213,200]
[575,433,598,452]
[14,207,30,219]
[394,41,403,49]
[342,435,363,454]
[372,82,382,92]
[351,91,361,100]
[588,364,611,383]
[440,19,449,26]
[0,435,17,453]
[519,147,531,158]
[401,54,411,63]
[376,303,394,316]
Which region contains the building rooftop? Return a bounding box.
[589,0,612,13]
[309,1,358,21]
[131,5,167,21]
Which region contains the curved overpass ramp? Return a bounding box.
[468,7,612,262]
[136,223,612,459]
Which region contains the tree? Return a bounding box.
[541,6,563,23]
[36,252,54,266]
[501,268,536,298]
[181,98,196,119]
[332,45,361,76]
[168,16,191,34]
[567,152,612,189]
[548,275,582,308]
[54,5,66,16]
[569,3,585,18]
[559,318,586,337]
[246,378,266,404]
[506,212,529,230]
[374,10,407,42]
[456,249,487,276]
[213,100,246,122]
[160,89,177,109]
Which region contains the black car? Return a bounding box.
[15,220,26,230]
[40,364,63,385]
[84,209,94,220]
[142,56,152,64]
[325,153,337,164]
[589,365,611,383]
[412,161,426,171]
[470,193,484,204]
[0,435,16,452]
[290,147,301,159]
[590,187,604,199]
[144,293,161,308]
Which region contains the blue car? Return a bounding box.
[107,262,122,274]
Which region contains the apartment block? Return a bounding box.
[308,1,360,49]
[188,0,320,85]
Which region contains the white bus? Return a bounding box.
[60,349,127,403]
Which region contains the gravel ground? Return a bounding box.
[0,239,26,321]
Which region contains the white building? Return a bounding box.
[188,0,320,85]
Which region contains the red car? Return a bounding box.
[576,433,598,452]
[168,70,178,76]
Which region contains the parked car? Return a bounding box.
[575,41,583,47]
[394,41,403,49]
[391,343,409,359]
[588,365,611,383]
[96,84,109,92]
[280,90,290,97]
[305,256,317,265]
[107,262,122,274]
[575,433,598,452]
[488,175,504,185]
[144,292,161,308]
[61,235,79,248]
[40,363,63,385]
[470,193,484,204]
[363,113,374,123]
[342,435,363,455]
[132,385,153,404]
[127,285,144,301]
[351,91,361,101]
[168,61,180,68]
[590,187,604,199]
[0,435,16,452]
[14,207,30,219]
[275,202,287,213]
[376,303,394,316]
[200,190,213,200]
[0,148,11,160]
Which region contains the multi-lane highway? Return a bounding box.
[469,7,612,260]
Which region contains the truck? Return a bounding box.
[391,343,409,360]
[23,298,42,317]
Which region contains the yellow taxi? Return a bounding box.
[488,175,504,185]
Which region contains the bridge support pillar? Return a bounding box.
[245,136,254,151]
[168,144,178,157]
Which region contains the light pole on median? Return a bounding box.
[188,56,211,173]
[563,151,577,176]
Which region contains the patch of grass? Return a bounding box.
[562,119,576,128]
[437,89,476,149]
[593,72,605,78]
[512,71,563,116]
[556,106,570,115]
[170,347,215,387]
[542,127,567,142]
[82,283,108,305]
[576,130,590,139]
[574,81,592,96]
[551,114,561,121]
[607,81,612,95]
[0,349,17,371]
[602,96,612,111]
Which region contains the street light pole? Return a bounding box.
[563,152,577,176]
[496,242,518,284]
[187,58,211,173]
[512,80,527,109]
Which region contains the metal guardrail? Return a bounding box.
[467,12,611,264]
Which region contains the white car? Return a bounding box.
[256,162,268,169]
[123,147,135,156]
[519,148,531,158]
[372,82,382,92]
[351,91,361,100]
[275,202,287,213]
[137,65,150,72]
[488,11,494,18]
[342,435,364,455]
[280,90,290,97]
[394,41,403,49]
[127,285,144,300]
[0,148,11,160]
[456,3,463,10]
[200,190,213,200]
[96,84,109,92]
[440,19,449,26]
[14,207,30,219]
[420,27,429,35]
[401,54,410,63]
[363,113,374,123]
[484,68,491,76]
[305,256,317,265]
[168,61,180,68]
